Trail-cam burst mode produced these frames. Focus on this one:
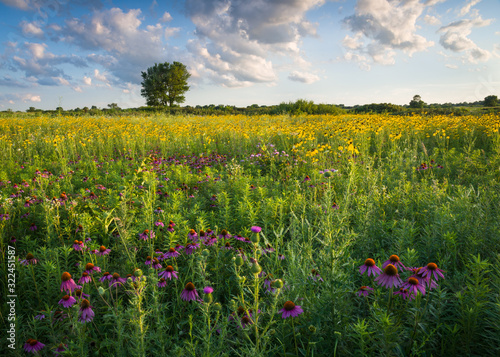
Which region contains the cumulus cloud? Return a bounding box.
[424,15,441,26]
[160,12,172,23]
[23,94,41,102]
[83,76,92,85]
[288,71,320,84]
[438,12,492,63]
[342,0,436,68]
[459,0,481,17]
[185,0,324,87]
[20,21,44,37]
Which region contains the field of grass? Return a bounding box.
[1,112,499,356]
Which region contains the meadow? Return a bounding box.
[0,112,499,356]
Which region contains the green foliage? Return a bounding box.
[484,95,498,107]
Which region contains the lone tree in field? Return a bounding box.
[141,62,191,108]
[409,94,425,108]
[484,95,498,107]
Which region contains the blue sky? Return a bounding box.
[0,0,499,110]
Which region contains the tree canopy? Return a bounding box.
[141,62,191,108]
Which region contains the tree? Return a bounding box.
[141,62,191,108]
[484,95,498,107]
[409,94,425,108]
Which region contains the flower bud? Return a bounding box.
[309,325,317,334]
[134,269,143,277]
[213,302,222,311]
[202,249,210,257]
[324,171,332,178]
[251,234,260,244]
[98,287,105,295]
[235,255,244,266]
[272,279,284,289]
[203,294,213,304]
[251,263,262,275]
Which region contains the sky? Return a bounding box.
[0,0,499,111]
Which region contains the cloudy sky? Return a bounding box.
[0,0,499,110]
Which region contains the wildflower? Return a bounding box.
[73,240,85,251]
[60,272,80,293]
[24,339,45,354]
[393,288,414,300]
[58,295,77,308]
[303,176,311,182]
[203,286,214,304]
[109,273,126,287]
[145,256,152,265]
[187,229,198,241]
[54,343,67,356]
[19,253,38,265]
[374,264,402,289]
[158,278,167,288]
[155,221,164,227]
[139,229,155,240]
[99,272,113,282]
[359,258,382,277]
[382,255,406,270]
[34,312,46,320]
[280,301,304,319]
[151,258,162,270]
[96,245,111,256]
[251,226,262,233]
[167,224,175,232]
[356,286,374,297]
[78,272,92,284]
[29,223,37,231]
[310,269,324,282]
[78,299,94,323]
[159,265,178,280]
[154,207,164,214]
[419,262,445,282]
[84,262,101,274]
[222,241,233,250]
[163,247,180,259]
[402,277,426,296]
[240,315,253,328]
[218,229,231,240]
[74,289,90,300]
[181,282,199,301]
[278,254,285,260]
[184,242,200,255]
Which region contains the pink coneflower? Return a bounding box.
[29,223,37,231]
[34,312,46,320]
[144,256,153,265]
[419,262,445,282]
[162,247,180,259]
[158,278,167,288]
[60,272,80,293]
[374,264,402,289]
[382,255,406,270]
[184,242,200,255]
[240,315,253,328]
[251,226,262,233]
[222,241,233,250]
[218,229,231,240]
[310,269,324,282]
[159,265,178,280]
[74,289,90,300]
[181,282,199,301]
[24,339,45,354]
[73,240,85,251]
[154,207,164,214]
[19,252,38,265]
[359,258,382,277]
[96,245,111,256]
[78,299,94,323]
[139,229,155,240]
[280,301,304,319]
[187,229,198,241]
[151,258,162,270]
[278,254,285,260]
[393,288,414,300]
[78,272,92,284]
[109,272,126,287]
[58,295,77,308]
[356,286,374,297]
[54,343,67,356]
[167,224,175,232]
[303,176,311,182]
[402,277,426,296]
[84,262,101,274]
[155,221,164,227]
[99,272,113,282]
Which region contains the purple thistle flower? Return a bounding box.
[419,262,445,282]
[203,286,214,294]
[402,277,426,296]
[181,282,199,301]
[78,299,94,323]
[356,286,374,297]
[382,255,406,271]
[280,301,303,319]
[158,278,167,288]
[58,295,77,308]
[251,226,262,233]
[158,265,179,280]
[24,339,45,354]
[60,272,81,293]
[374,264,402,289]
[359,258,382,277]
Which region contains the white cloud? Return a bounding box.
[445,63,458,69]
[93,69,108,83]
[423,15,441,26]
[185,0,324,87]
[83,76,92,85]
[20,21,44,37]
[288,71,320,84]
[73,86,83,92]
[23,94,41,102]
[342,0,436,66]
[459,0,481,17]
[165,27,180,38]
[1,0,31,10]
[160,12,172,23]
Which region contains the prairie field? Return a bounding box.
[1,112,500,356]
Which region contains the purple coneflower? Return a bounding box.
[167,224,175,232]
[139,229,155,240]
[60,272,80,293]
[158,278,167,288]
[218,229,231,240]
[29,223,37,231]
[24,339,45,354]
[375,264,402,289]
[73,240,85,251]
[184,242,200,255]
[84,262,101,274]
[78,299,94,323]
[58,294,77,308]
[154,207,164,214]
[34,312,46,320]
[155,221,164,227]
[359,258,382,277]
[382,255,406,270]
[280,301,303,319]
[109,272,126,287]
[19,253,38,265]
[187,229,198,241]
[151,258,162,270]
[278,254,285,260]
[419,262,445,282]
[310,269,324,282]
[393,287,414,300]
[356,286,374,297]
[54,343,67,356]
[402,277,426,296]
[78,272,92,284]
[99,272,113,282]
[144,256,153,265]
[222,241,233,250]
[163,247,180,259]
[240,315,253,328]
[159,265,179,280]
[181,282,199,301]
[74,289,90,300]
[96,245,111,256]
